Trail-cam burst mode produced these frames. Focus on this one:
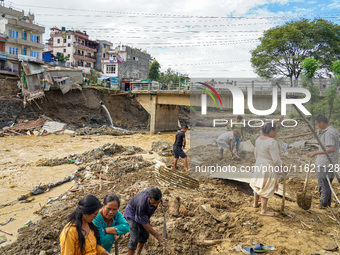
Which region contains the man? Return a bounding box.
[173,125,189,171]
[125,188,166,255]
[217,129,239,159]
[231,116,244,156]
[308,114,339,208]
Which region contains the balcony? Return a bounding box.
[73,42,97,52]
[7,18,45,33]
[0,51,7,60]
[73,54,96,62]
[7,37,44,49]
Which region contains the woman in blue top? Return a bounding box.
[93,194,130,253]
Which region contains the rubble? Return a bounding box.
[151,139,173,156]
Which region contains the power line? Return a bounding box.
[13,3,340,20]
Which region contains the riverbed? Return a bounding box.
[0,132,180,246]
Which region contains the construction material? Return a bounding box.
[154,160,199,190]
[195,239,227,247]
[281,179,286,213]
[161,204,167,255]
[0,229,13,236]
[297,161,312,210]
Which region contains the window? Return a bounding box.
[63,39,66,43]
[106,65,116,74]
[31,51,39,58]
[103,53,105,58]
[57,39,60,43]
[9,29,18,38]
[68,35,70,39]
[9,47,18,55]
[68,43,70,47]
[63,49,66,53]
[37,36,40,44]
[23,48,27,55]
[68,54,70,57]
[23,31,27,40]
[104,45,106,48]
[85,63,91,68]
[31,35,37,42]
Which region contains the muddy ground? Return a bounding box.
[1,124,340,255]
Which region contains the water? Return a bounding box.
[101,104,131,132]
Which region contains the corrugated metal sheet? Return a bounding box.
[21,62,45,75]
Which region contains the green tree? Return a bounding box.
[159,68,181,86]
[56,53,70,62]
[251,19,340,86]
[301,58,320,122]
[149,60,161,80]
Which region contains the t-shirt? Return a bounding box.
[174,130,185,148]
[315,125,339,167]
[217,131,234,143]
[124,189,158,225]
[231,123,243,137]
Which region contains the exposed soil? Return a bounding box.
[1,131,340,255]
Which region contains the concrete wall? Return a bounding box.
[154,104,179,132]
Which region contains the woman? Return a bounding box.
[93,194,129,253]
[250,123,282,217]
[60,194,111,255]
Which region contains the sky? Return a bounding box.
[5,0,340,78]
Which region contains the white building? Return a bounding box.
[0,5,45,71]
[48,27,98,73]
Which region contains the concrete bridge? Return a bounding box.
[133,88,298,133]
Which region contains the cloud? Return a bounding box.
[10,0,338,78]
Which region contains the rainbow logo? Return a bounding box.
[198,82,222,115]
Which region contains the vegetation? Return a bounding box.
[251,19,340,86]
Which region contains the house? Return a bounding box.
[102,45,150,90]
[0,5,45,72]
[48,27,98,73]
[95,40,113,72]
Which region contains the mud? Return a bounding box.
[1,119,340,254]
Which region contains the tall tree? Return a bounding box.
[251,19,340,86]
[149,60,161,80]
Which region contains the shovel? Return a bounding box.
[297,162,312,210]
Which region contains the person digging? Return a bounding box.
[216,130,238,159]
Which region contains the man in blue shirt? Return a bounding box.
[125,188,166,255]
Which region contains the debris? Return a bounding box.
[0,218,16,226]
[0,229,13,236]
[152,140,173,156]
[323,242,338,251]
[168,197,180,217]
[39,121,67,135]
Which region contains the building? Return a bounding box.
[49,27,98,73]
[95,40,113,72]
[100,45,150,90]
[0,5,45,71]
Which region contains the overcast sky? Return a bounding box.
[6,0,340,78]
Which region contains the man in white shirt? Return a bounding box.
[216,130,239,159]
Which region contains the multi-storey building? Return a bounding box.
[95,40,113,72]
[0,5,45,71]
[49,27,98,73]
[100,45,150,89]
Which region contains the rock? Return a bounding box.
[179,204,188,217]
[39,250,47,255]
[323,242,338,251]
[168,197,181,217]
[151,140,173,156]
[240,140,255,152]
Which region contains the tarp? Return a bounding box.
[53,77,69,82]
[97,76,111,81]
[39,121,67,135]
